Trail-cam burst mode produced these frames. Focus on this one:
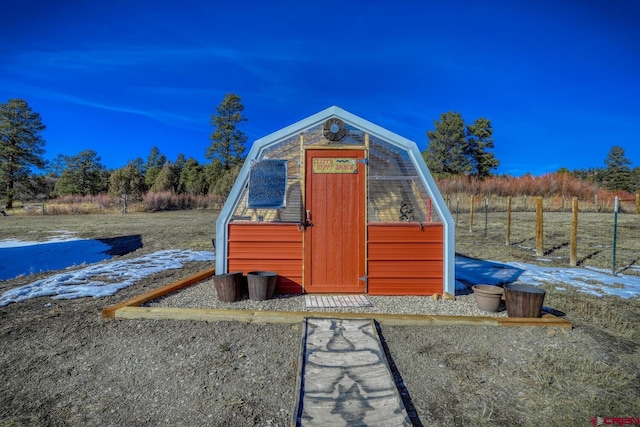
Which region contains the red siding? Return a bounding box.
[367,223,444,295]
[228,223,304,294]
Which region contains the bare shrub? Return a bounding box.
[141,191,217,212]
[438,174,635,212]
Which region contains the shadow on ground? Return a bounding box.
[98,235,143,256]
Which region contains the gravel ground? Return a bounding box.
[2,206,637,426]
[146,279,507,318]
[2,262,637,427]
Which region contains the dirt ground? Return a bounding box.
[1,211,639,426]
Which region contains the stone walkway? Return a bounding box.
[293,317,411,426]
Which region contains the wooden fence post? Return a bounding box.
[506,196,512,246]
[636,193,639,214]
[570,197,578,267]
[469,195,474,232]
[536,197,544,256]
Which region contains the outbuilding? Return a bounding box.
[215,106,455,296]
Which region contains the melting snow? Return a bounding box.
[0,237,638,307]
[0,249,214,307]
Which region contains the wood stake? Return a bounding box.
[536,197,544,256]
[506,196,512,246]
[570,197,578,267]
[469,195,474,232]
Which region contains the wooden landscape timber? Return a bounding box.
[102,268,572,329]
[101,267,216,318]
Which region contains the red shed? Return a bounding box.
[215,107,455,296]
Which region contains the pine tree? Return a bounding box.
[423,112,500,179]
[144,146,167,189]
[0,98,46,208]
[206,94,247,170]
[150,162,180,193]
[423,112,471,178]
[466,118,499,179]
[54,150,108,196]
[603,146,633,192]
[109,161,145,198]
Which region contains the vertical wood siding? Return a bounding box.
[367,223,444,295]
[228,223,304,294]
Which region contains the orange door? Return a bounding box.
[304,149,366,293]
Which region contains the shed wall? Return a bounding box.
[367,223,444,295]
[227,223,303,294]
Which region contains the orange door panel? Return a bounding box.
[304,150,365,293]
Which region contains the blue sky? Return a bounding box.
[1,0,638,176]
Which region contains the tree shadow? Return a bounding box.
[543,241,569,256]
[376,321,423,427]
[98,235,143,256]
[576,250,602,266]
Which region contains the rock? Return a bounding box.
[442,292,456,301]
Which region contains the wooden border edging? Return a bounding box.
[101,266,571,328]
[101,267,216,319]
[110,306,572,328]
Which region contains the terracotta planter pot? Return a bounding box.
[472,285,504,312]
[213,271,243,303]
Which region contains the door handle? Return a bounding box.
[305,210,313,227]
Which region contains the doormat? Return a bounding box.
[305,295,371,308]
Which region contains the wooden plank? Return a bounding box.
[101,267,216,319]
[111,306,572,329]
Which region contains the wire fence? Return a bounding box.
[447,194,640,277]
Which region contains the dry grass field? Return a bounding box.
[455,209,639,275]
[1,209,639,426]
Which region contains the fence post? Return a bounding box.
[570,197,578,267]
[469,195,474,232]
[506,196,512,246]
[612,196,619,275]
[536,197,544,256]
[636,193,639,214]
[484,197,488,238]
[456,195,459,224]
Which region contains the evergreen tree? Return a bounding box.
[206,94,247,170]
[144,146,167,189]
[0,98,47,208]
[54,150,108,196]
[109,161,145,199]
[603,146,633,192]
[150,162,180,193]
[466,118,499,178]
[211,164,242,200]
[423,112,500,179]
[174,153,186,170]
[423,112,470,178]
[179,158,208,195]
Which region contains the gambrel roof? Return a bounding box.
[216,106,455,295]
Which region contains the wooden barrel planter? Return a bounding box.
[247,271,277,301]
[504,284,546,317]
[213,271,243,303]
